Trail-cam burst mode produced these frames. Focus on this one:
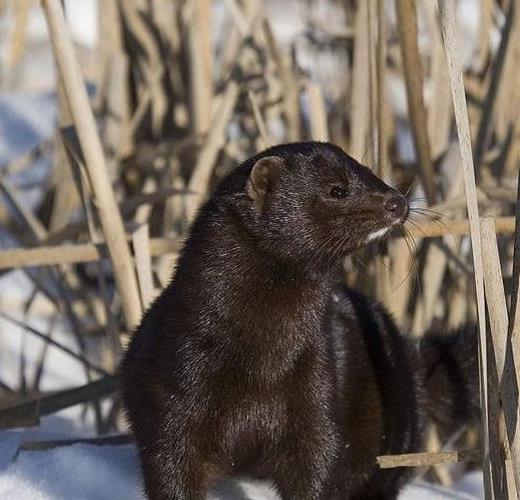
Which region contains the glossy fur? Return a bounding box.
[420,323,480,439]
[122,142,456,499]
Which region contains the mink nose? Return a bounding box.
[385,195,408,218]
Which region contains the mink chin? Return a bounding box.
[121,142,473,500]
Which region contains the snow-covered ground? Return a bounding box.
[0,431,484,500]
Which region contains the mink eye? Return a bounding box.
[330,186,348,199]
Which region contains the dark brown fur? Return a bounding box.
[121,142,424,499]
[420,323,480,439]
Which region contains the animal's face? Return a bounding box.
[245,143,408,265]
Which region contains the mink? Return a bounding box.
[122,142,452,499]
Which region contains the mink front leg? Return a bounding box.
[270,418,340,500]
[271,350,341,500]
[137,422,215,500]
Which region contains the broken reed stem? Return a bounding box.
[395,0,436,204]
[377,449,482,469]
[437,0,491,495]
[41,0,142,330]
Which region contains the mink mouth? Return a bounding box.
[365,210,408,244]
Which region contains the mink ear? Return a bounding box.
[247,156,285,205]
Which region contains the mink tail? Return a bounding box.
[419,324,480,439]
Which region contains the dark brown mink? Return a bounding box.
[121,142,423,500]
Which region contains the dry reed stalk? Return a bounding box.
[119,1,168,136]
[375,256,393,307]
[377,449,482,469]
[407,216,515,237]
[248,90,272,149]
[261,19,301,142]
[480,216,520,497]
[0,375,120,430]
[350,1,370,160]
[411,161,465,334]
[395,0,436,204]
[475,0,493,73]
[423,0,452,160]
[62,125,125,368]
[220,0,258,77]
[31,314,59,392]
[511,171,520,342]
[0,179,47,240]
[18,434,133,452]
[0,239,181,270]
[7,0,31,71]
[50,80,79,232]
[306,82,329,143]
[504,110,520,177]
[224,0,249,35]
[472,0,515,178]
[424,427,453,486]
[486,349,510,498]
[187,0,213,135]
[134,178,157,225]
[494,0,520,146]
[132,224,155,311]
[376,0,387,179]
[185,81,240,221]
[95,0,125,112]
[0,217,517,271]
[41,0,142,330]
[480,218,513,392]
[387,239,412,324]
[437,0,492,494]
[411,244,446,336]
[367,0,378,167]
[103,53,132,162]
[43,185,186,248]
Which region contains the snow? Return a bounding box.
[0,92,55,166]
[0,442,141,500]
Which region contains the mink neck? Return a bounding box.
[224,210,338,286]
[179,205,339,303]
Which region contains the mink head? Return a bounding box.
[219,142,409,266]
